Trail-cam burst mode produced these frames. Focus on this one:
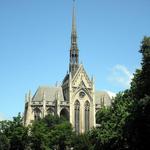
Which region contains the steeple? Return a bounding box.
[69,0,79,76]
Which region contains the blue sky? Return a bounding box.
[0,0,150,120]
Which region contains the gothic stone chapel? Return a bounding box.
[24,2,111,133]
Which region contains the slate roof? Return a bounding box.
[95,91,111,106]
[32,86,64,102]
[32,86,111,106]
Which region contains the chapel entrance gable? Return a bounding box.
[72,65,93,90]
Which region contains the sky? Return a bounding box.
[0,0,150,120]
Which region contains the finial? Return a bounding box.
[55,91,59,100]
[42,91,45,100]
[91,76,95,83]
[28,90,32,102]
[25,93,28,102]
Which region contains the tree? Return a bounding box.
[89,92,133,150]
[71,133,93,150]
[49,122,73,150]
[0,113,30,150]
[123,36,150,149]
[30,114,73,150]
[30,120,50,150]
[0,134,10,150]
[131,36,150,100]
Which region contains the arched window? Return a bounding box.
[34,107,41,121]
[60,108,69,121]
[47,108,55,116]
[85,101,90,132]
[74,100,80,134]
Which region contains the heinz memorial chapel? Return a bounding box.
[24,2,111,133]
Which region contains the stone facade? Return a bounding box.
[24,3,112,133]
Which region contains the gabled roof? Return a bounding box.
[72,64,92,88]
[32,86,64,102]
[31,86,111,106]
[95,91,111,106]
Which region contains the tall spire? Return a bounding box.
[69,0,79,76]
[72,0,76,36]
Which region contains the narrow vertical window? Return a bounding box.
[85,101,90,132]
[74,100,80,134]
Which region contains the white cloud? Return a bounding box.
[108,64,133,88]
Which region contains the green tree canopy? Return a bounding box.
[0,113,29,150]
[30,114,73,150]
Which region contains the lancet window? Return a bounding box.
[34,107,41,121]
[74,100,80,134]
[85,101,90,131]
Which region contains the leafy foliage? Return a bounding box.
[123,37,150,149]
[131,37,150,100]
[90,92,133,150]
[0,134,10,150]
[71,133,93,150]
[0,114,73,150]
[30,115,73,150]
[0,113,29,150]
